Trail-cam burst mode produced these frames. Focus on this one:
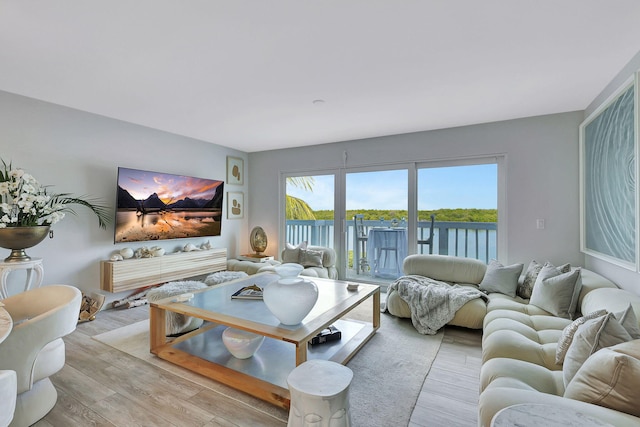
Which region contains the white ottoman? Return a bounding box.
[287,359,353,427]
[146,281,207,335]
[204,270,249,286]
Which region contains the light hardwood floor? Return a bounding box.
[36,305,482,427]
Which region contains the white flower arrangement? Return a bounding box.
[0,159,109,229]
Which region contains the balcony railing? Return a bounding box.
[285,219,497,263]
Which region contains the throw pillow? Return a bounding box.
[478,259,524,298]
[529,268,582,319]
[562,312,633,387]
[282,241,308,264]
[564,340,640,418]
[286,241,308,250]
[613,304,640,339]
[516,260,543,299]
[299,249,323,268]
[555,309,607,365]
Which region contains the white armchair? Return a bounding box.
[0,370,16,427]
[0,285,81,427]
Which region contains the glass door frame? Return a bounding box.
[414,155,507,261]
[279,168,343,273]
[279,155,506,281]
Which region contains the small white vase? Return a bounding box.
[263,276,318,325]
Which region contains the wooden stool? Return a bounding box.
[287,359,353,427]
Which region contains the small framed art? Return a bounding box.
[227,156,244,185]
[227,192,244,219]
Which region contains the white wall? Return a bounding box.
[0,90,247,302]
[249,111,585,276]
[583,50,640,293]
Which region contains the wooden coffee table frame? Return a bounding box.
[149,273,380,409]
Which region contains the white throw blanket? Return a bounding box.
[386,275,488,335]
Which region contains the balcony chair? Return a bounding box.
[417,214,435,254]
[373,229,401,277]
[353,214,369,274]
[0,285,82,427]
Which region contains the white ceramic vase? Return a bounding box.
[264,265,318,325]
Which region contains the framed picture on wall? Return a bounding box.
[227,156,244,185]
[579,74,638,270]
[227,192,244,219]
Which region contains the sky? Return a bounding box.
[118,167,223,203]
[287,164,497,211]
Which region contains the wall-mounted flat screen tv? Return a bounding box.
[114,167,224,243]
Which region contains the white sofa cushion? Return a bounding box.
[564,340,640,418]
[402,254,486,284]
[563,313,632,386]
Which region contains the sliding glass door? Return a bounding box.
[345,169,408,283]
[280,157,501,285]
[417,163,498,262]
[284,174,335,248]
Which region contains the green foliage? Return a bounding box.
[313,209,497,222]
[285,177,316,220]
[286,195,316,220]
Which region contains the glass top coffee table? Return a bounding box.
[149,272,380,409]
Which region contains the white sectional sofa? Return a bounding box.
[385,254,640,426]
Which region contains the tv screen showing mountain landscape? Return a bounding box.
[115,167,224,243]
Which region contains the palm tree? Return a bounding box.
[286,176,316,220]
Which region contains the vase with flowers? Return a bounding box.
[0,159,110,262]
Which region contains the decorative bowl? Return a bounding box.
[222,327,265,359]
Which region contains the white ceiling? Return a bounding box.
[1,1,640,153]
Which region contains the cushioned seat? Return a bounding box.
[281,245,338,279]
[479,351,640,427]
[386,254,489,329]
[482,327,565,370]
[0,370,16,427]
[0,285,82,427]
[478,265,640,426]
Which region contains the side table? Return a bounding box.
[491,403,614,427]
[0,258,44,299]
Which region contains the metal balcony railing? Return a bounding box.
[285,219,497,264]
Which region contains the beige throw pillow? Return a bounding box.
[614,304,640,339]
[530,268,582,319]
[563,313,633,387]
[564,340,640,417]
[556,309,607,365]
[478,260,523,298]
[282,241,308,263]
[299,249,323,267]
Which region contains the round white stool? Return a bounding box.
[287,359,353,427]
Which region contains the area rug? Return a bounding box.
[93,300,443,427]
